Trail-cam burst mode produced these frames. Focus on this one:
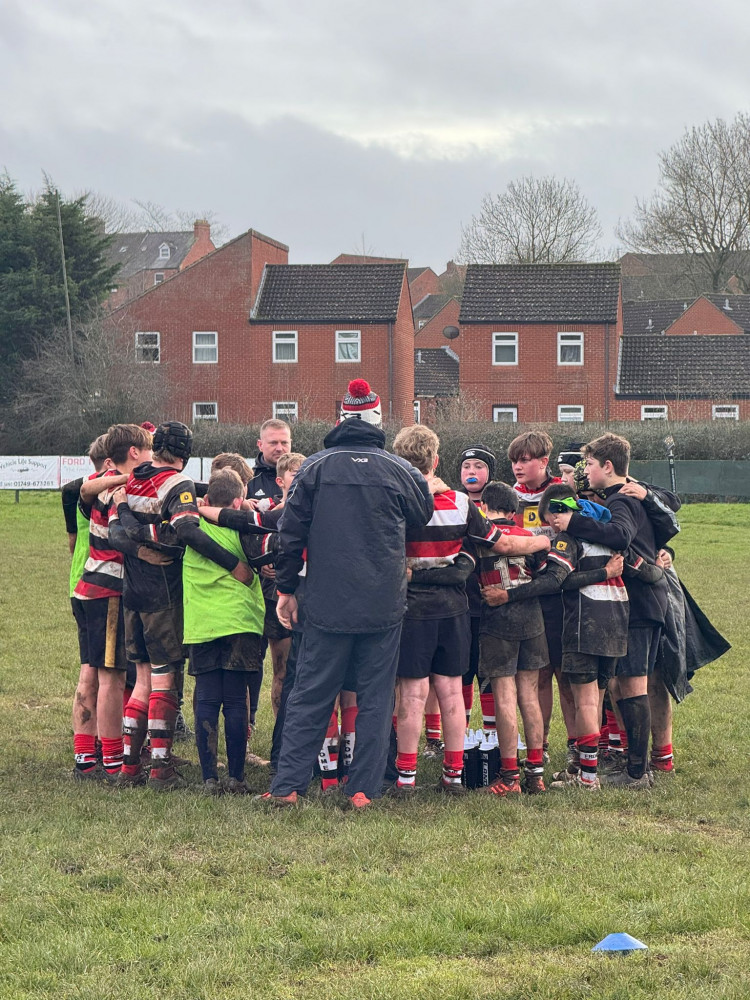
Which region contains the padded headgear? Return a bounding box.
[152,421,193,461]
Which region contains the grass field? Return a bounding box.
[0,493,748,1000]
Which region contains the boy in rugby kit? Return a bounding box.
[73,424,153,780]
[109,421,256,790]
[457,445,498,734]
[547,434,670,790]
[391,428,549,795]
[183,469,267,794]
[508,430,576,760]
[68,435,118,778]
[475,482,549,796]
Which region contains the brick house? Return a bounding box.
[106,220,216,307]
[249,263,415,424]
[615,293,750,420]
[414,295,462,352]
[457,263,622,424]
[414,346,459,425]
[112,228,289,424]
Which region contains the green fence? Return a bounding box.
[629,461,750,499]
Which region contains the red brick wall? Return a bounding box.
[415,299,461,352]
[611,398,749,420]
[108,268,180,309]
[114,231,289,425]
[665,296,742,335]
[458,321,617,422]
[409,269,439,305]
[247,319,411,424]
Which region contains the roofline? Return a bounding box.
[661,294,743,335]
[109,226,287,314]
[458,316,619,325]
[248,317,400,325]
[615,391,750,400]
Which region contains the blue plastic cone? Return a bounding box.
[592,933,648,953]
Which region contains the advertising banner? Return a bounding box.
[0,456,60,489]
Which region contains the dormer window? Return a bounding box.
[158,243,170,260]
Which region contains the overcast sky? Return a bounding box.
[1,1,748,268]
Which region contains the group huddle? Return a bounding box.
[64,378,727,808]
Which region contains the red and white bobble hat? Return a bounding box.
[339,379,382,427]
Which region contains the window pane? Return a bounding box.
[275,343,296,361]
[494,345,516,363]
[338,342,359,361]
[560,345,581,363]
[195,347,217,362]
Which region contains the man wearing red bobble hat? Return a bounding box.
[259,379,433,809]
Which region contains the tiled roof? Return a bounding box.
[623,294,750,335]
[251,264,406,323]
[460,263,620,323]
[105,231,195,278]
[414,347,459,397]
[616,335,750,398]
[623,300,688,335]
[413,293,453,323]
[620,251,750,301]
[407,266,430,283]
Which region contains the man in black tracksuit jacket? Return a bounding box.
[269,417,434,804]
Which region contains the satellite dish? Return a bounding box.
[443,325,459,340]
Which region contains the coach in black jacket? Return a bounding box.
[269,383,433,805]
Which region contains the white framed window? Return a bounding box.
[192,402,218,421]
[159,243,170,260]
[193,331,218,364]
[641,405,668,420]
[413,400,421,423]
[273,330,298,363]
[417,319,428,330]
[493,405,518,422]
[558,331,584,365]
[336,329,361,363]
[558,404,584,423]
[154,272,164,285]
[273,401,298,421]
[492,332,518,365]
[135,331,160,363]
[712,404,739,420]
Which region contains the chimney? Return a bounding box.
[194,219,211,243]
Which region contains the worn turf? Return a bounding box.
[0,493,748,999]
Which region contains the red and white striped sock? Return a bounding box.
[148,690,179,776]
[100,736,123,777]
[480,692,496,734]
[73,733,98,773]
[651,743,674,772]
[340,705,358,769]
[122,697,148,774]
[577,733,599,786]
[442,750,464,786]
[396,752,418,787]
[425,713,441,742]
[318,710,340,789]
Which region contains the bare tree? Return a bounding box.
[12,309,169,452]
[80,192,230,245]
[618,114,750,293]
[458,176,602,265]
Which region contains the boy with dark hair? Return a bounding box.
[507,429,575,761]
[184,469,266,794]
[547,433,670,790]
[73,424,153,780]
[475,481,549,796]
[457,444,497,734]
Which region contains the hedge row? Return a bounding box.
[190,418,750,490]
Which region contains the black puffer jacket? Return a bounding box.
[274,420,433,633]
[249,453,283,503]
